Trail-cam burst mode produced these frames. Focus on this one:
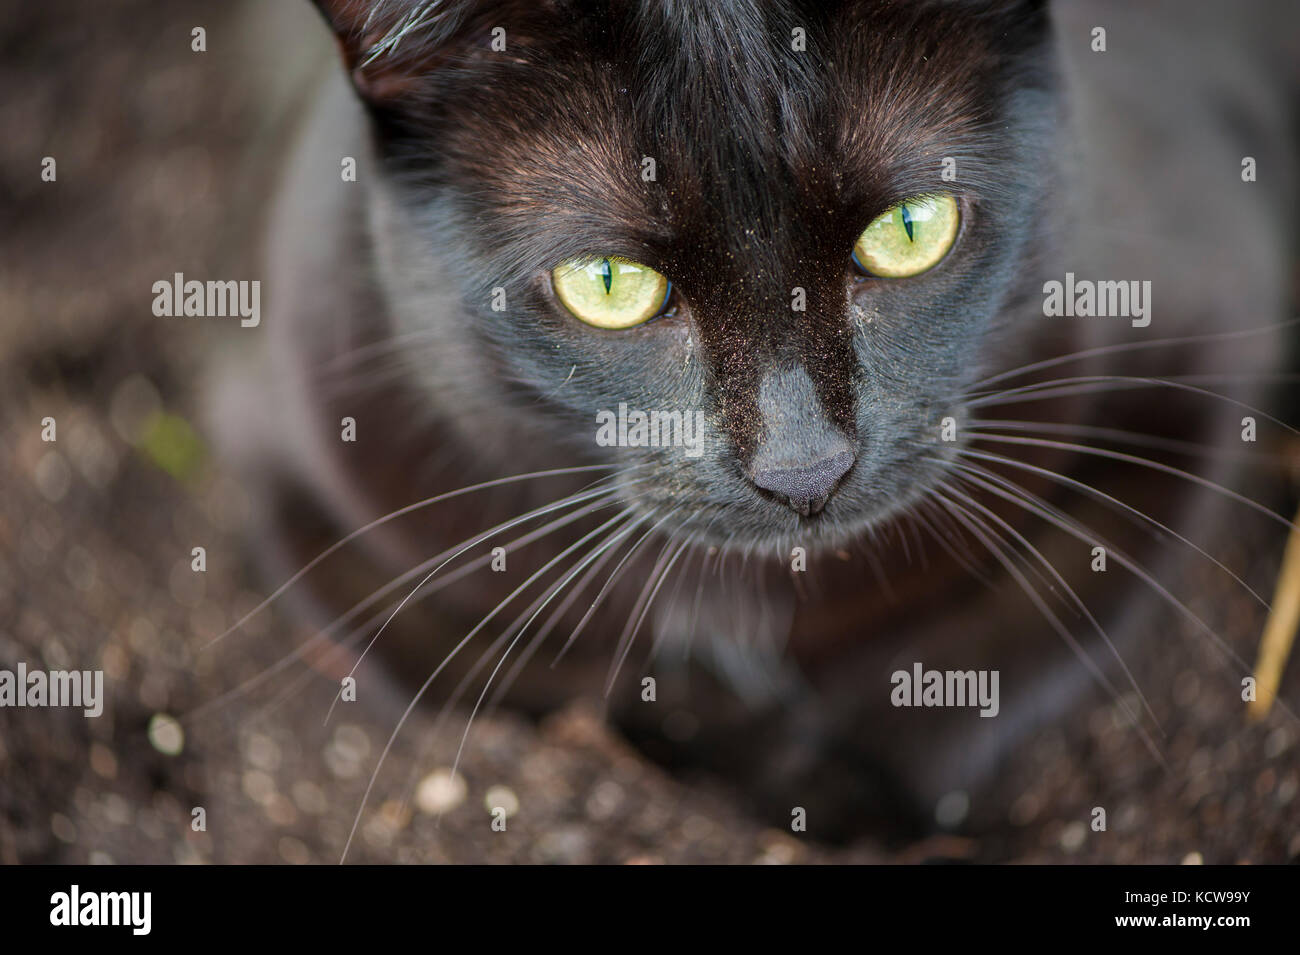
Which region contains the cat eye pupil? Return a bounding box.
[851,192,959,279]
[551,256,671,330]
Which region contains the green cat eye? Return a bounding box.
[552,256,671,329]
[852,193,959,278]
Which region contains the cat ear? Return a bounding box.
[310,0,476,102]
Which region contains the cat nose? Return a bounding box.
[746,365,856,517]
[750,449,855,516]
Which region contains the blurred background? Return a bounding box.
[0,0,1297,863]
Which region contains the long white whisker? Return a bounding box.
[339,497,652,863]
[968,418,1287,465]
[967,432,1298,533]
[205,464,628,649]
[605,532,694,696]
[188,480,631,722]
[948,460,1297,726]
[934,490,1169,769]
[442,509,646,805]
[485,511,650,712]
[953,445,1271,610]
[969,319,1299,391]
[549,506,683,668]
[967,375,1300,441]
[318,489,636,727]
[943,472,1162,731]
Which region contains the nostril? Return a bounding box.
[751,450,855,515]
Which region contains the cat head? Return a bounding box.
[313,0,1059,550]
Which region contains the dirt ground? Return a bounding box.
[1,0,1297,864]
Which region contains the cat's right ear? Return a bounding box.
[309,0,475,103]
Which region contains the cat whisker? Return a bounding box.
[340,498,657,862]
[232,490,633,727]
[943,471,1162,731]
[317,487,649,726]
[966,375,1300,441]
[204,464,628,650]
[484,509,652,712]
[188,479,635,722]
[964,376,1300,414]
[968,418,1289,466]
[388,506,650,826]
[893,510,920,569]
[911,495,996,586]
[642,528,709,675]
[549,506,684,669]
[604,521,695,696]
[953,444,1272,610]
[965,431,1297,533]
[969,318,1300,391]
[932,474,1168,767]
[921,473,1070,612]
[334,489,636,692]
[685,539,723,663]
[422,506,648,744]
[504,487,723,715]
[319,326,447,373]
[440,509,647,811]
[946,458,1297,725]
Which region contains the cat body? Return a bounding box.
[215,0,1296,838]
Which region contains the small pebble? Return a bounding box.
[1059,820,1087,853]
[416,769,467,815]
[51,813,77,844]
[935,790,970,829]
[147,713,184,756]
[89,742,118,779]
[484,784,519,818]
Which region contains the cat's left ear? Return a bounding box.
[310,0,480,103]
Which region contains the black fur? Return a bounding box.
[224,0,1294,842]
[313,0,1058,552]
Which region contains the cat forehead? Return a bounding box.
[386,0,1045,274]
[431,3,1013,200]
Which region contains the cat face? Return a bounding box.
[319,0,1058,549]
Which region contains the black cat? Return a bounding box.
[213,0,1297,842]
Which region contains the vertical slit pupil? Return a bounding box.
[600,258,612,294]
[900,203,914,242]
